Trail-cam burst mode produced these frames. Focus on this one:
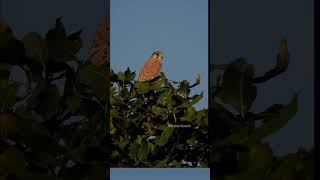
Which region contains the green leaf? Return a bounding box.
[64,76,81,113]
[78,64,108,101]
[156,126,174,146]
[252,94,298,141]
[111,150,120,159]
[0,20,14,49]
[195,73,201,84]
[190,91,203,105]
[0,21,25,64]
[217,58,257,116]
[178,80,190,97]
[27,80,47,107]
[14,107,50,143]
[14,106,43,122]
[157,90,174,106]
[124,67,135,81]
[129,142,139,161]
[148,142,154,153]
[186,137,196,145]
[0,63,12,83]
[152,106,167,116]
[0,113,19,138]
[195,109,208,127]
[221,94,298,145]
[22,32,49,63]
[252,39,289,84]
[0,82,20,113]
[169,160,182,167]
[37,84,60,121]
[226,143,273,180]
[136,135,142,145]
[267,149,314,179]
[276,39,289,71]
[46,18,82,61]
[135,81,151,94]
[0,148,26,176]
[180,106,195,121]
[151,78,165,91]
[117,72,126,82]
[137,142,149,161]
[154,157,169,167]
[118,136,129,151]
[267,156,298,180]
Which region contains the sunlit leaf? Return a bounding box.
[156,126,174,147]
[135,81,151,94]
[137,142,149,161]
[190,91,203,105]
[178,80,190,97]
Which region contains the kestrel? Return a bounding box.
[89,16,109,67]
[137,51,164,82]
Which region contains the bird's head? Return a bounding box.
[151,50,164,62]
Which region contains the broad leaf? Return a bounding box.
[156,126,174,147]
[22,32,49,63]
[220,94,298,145]
[252,39,289,83]
[78,64,108,101]
[217,58,257,116]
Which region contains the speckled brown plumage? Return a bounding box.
[138,51,164,82]
[89,16,109,67]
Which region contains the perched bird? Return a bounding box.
[89,16,109,67]
[137,51,164,82]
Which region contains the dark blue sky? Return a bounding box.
[1,0,107,58]
[111,0,208,110]
[211,0,314,155]
[1,0,107,94]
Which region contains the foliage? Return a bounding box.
[110,69,208,167]
[210,39,314,179]
[0,19,109,179]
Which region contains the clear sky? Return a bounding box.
[211,0,314,155]
[111,168,209,180]
[1,0,107,59]
[111,0,208,109]
[1,0,107,94]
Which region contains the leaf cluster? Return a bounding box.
[0,19,108,179]
[210,39,314,180]
[110,69,208,167]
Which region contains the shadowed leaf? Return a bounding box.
[217,58,257,116]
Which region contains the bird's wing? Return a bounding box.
[138,58,161,82]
